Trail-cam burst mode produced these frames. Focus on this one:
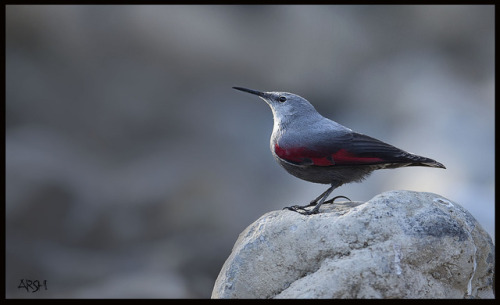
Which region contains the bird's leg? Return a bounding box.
[308,188,334,206]
[284,183,341,215]
[283,187,333,212]
[305,185,335,215]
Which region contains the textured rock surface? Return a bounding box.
[212,190,494,299]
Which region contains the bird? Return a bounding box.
[233,86,446,215]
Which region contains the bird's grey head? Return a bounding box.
[233,87,320,124]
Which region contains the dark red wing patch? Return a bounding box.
[274,144,384,166]
[331,148,385,164]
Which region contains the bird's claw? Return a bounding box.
[284,195,351,215]
[323,195,351,205]
[283,205,319,215]
[283,205,307,212]
[298,209,319,215]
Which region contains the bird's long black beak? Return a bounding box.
[233,87,266,98]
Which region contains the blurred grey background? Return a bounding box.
[6,5,494,298]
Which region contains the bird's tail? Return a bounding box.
[381,151,446,169]
[415,161,446,169]
[406,155,446,169]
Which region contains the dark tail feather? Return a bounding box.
[416,160,446,169]
[407,156,446,169]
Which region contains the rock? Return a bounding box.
[211,190,494,299]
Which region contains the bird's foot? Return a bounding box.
[323,195,351,205]
[283,205,319,215]
[283,198,316,212]
[283,204,309,212]
[283,194,349,215]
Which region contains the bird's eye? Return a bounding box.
[279,96,287,103]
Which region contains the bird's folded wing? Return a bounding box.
[274,133,413,166]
